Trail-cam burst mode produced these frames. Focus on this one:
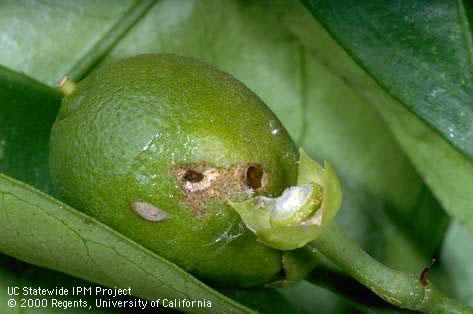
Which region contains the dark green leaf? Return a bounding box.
[308,266,414,314]
[222,288,301,314]
[0,66,60,193]
[278,280,356,313]
[302,0,473,158]
[285,0,473,233]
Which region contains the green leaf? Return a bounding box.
[0,174,252,314]
[278,280,357,313]
[0,0,155,86]
[371,92,473,233]
[287,1,473,233]
[307,266,414,314]
[434,220,473,306]
[0,255,122,314]
[302,0,473,159]
[222,288,301,314]
[0,66,60,193]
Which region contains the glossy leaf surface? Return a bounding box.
[303,0,473,158]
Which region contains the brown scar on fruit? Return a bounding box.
[132,201,168,222]
[172,162,268,215]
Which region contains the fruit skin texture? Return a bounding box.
[49,54,298,287]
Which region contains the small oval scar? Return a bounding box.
[131,201,168,222]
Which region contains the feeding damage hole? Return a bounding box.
[183,169,204,183]
[245,164,266,190]
[172,162,268,215]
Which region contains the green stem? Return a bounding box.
[309,223,473,314]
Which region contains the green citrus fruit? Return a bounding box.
[49,54,298,287]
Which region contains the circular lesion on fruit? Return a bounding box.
[172,162,268,215]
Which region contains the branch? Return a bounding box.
[309,223,473,314]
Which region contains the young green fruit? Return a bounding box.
[49,54,299,287]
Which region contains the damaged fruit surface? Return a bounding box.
[49,54,299,287]
[230,149,342,250]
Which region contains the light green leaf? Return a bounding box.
[0,174,252,314]
[0,0,155,86]
[436,221,473,306]
[371,91,473,233]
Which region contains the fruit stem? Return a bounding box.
[309,223,473,313]
[57,76,77,96]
